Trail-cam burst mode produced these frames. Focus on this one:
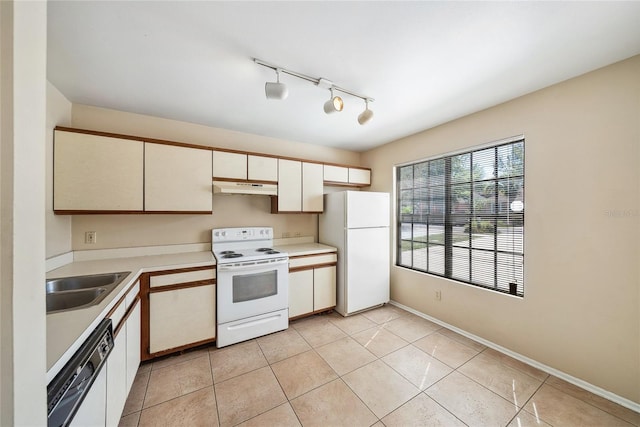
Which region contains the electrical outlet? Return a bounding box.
[85,231,97,244]
[294,231,301,237]
[282,232,291,238]
[435,290,441,301]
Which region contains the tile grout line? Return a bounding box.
[254,335,305,427]
[207,349,223,427]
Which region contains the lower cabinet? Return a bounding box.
[313,265,337,311]
[142,266,216,359]
[125,301,141,390]
[289,270,314,318]
[105,281,141,427]
[288,253,337,319]
[105,331,127,427]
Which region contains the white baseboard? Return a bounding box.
[389,300,640,414]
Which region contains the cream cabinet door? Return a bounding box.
[54,130,144,211]
[248,155,278,182]
[313,266,336,311]
[106,331,127,427]
[145,143,213,212]
[149,285,216,354]
[349,168,371,185]
[324,165,349,183]
[125,300,141,391]
[302,162,323,212]
[289,270,313,318]
[212,151,247,180]
[277,159,302,212]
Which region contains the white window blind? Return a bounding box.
[397,139,524,296]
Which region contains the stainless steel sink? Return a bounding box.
[46,271,130,314]
[46,288,107,313]
[46,271,129,293]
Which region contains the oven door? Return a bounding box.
[217,257,288,324]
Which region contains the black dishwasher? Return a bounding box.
[47,319,114,427]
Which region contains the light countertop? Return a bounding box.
[274,242,337,257]
[46,251,215,382]
[46,241,335,383]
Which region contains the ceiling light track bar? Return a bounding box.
[253,58,374,103]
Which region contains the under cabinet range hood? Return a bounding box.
[213,181,278,196]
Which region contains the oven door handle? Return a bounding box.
[217,257,288,272]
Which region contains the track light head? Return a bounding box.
[265,69,288,100]
[357,99,374,125]
[323,88,344,114]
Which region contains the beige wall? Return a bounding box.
[67,105,360,250]
[362,55,640,404]
[46,82,72,257]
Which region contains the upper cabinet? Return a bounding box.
[53,127,371,215]
[145,143,213,212]
[212,151,247,180]
[54,129,212,214]
[248,155,278,182]
[273,160,323,213]
[54,130,144,213]
[323,165,349,183]
[323,164,371,186]
[348,168,371,185]
[212,151,278,183]
[302,162,323,212]
[275,159,302,212]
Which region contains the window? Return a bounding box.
[397,138,524,296]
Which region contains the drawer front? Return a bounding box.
[289,253,337,269]
[149,269,215,288]
[125,281,140,308]
[108,300,127,331]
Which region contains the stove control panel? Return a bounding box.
[212,227,272,243]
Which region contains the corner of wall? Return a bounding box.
[46,81,72,258]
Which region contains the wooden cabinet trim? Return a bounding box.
[146,265,215,277]
[148,279,215,293]
[147,337,216,359]
[323,181,370,188]
[212,177,278,185]
[141,273,151,361]
[55,126,370,175]
[54,210,212,215]
[141,266,216,361]
[289,262,337,273]
[114,296,140,338]
[289,252,337,260]
[105,277,141,319]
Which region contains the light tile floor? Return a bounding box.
[119,305,640,427]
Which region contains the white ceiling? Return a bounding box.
[47,1,640,152]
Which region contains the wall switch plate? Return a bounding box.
[282,232,291,238]
[85,231,97,244]
[435,290,441,301]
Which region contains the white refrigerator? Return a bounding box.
[319,191,390,316]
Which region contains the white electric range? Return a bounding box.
[212,227,289,347]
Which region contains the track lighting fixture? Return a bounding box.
[264,68,288,100]
[357,99,374,125]
[253,58,374,125]
[323,88,344,114]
